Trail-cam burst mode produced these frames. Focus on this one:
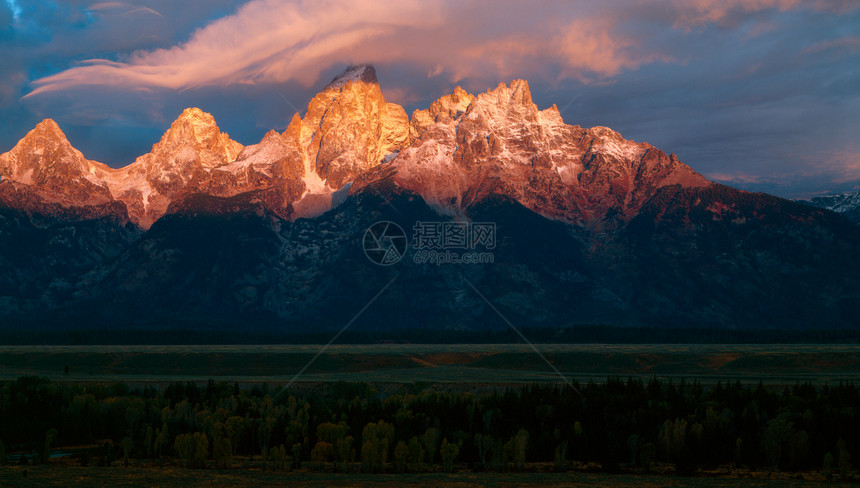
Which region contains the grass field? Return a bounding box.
[0,464,834,488]
[0,344,858,385]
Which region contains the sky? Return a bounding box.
[1,0,858,198]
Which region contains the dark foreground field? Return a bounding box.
[0,465,834,488]
[1,344,858,385]
[1,345,857,486]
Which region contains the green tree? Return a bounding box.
[735,437,743,468]
[441,438,460,473]
[41,428,58,464]
[423,427,438,465]
[258,415,277,458]
[554,441,568,471]
[174,432,208,469]
[763,416,793,470]
[121,436,133,467]
[269,444,287,471]
[213,437,232,469]
[475,433,491,468]
[154,426,168,462]
[788,430,810,470]
[174,433,193,468]
[394,440,409,472]
[627,434,641,465]
[335,436,354,472]
[224,416,243,456]
[823,452,834,481]
[511,429,529,470]
[317,422,349,444]
[360,421,394,473]
[489,436,504,471]
[659,418,687,463]
[311,441,334,470]
[408,436,424,472]
[838,439,851,481]
[192,432,209,468]
[571,421,583,461]
[144,426,154,458]
[639,442,657,471]
[318,421,350,470]
[290,443,303,470]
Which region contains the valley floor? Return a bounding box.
[0,344,858,385]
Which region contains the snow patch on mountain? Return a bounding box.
[803,190,860,224]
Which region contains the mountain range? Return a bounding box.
[1,65,858,332]
[802,191,860,225]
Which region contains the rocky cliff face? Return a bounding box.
[356,80,709,228]
[0,66,410,228]
[0,119,129,221]
[286,65,409,215]
[91,107,244,229]
[164,65,410,221]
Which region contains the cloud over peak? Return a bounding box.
[34,0,836,98]
[6,0,859,197]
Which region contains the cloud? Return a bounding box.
[22,0,728,97]
[87,2,163,17]
[8,0,860,198]
[802,36,860,55]
[664,0,852,28]
[4,0,21,22]
[27,0,857,98]
[26,0,441,95]
[824,150,860,184]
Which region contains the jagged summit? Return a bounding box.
[0,117,124,217]
[9,118,74,156]
[2,67,708,229]
[299,63,408,191]
[30,118,65,137]
[359,80,709,224]
[153,107,243,163]
[325,64,379,90]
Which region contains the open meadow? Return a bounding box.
[0,344,857,385]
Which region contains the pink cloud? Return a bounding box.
[706,147,860,190]
[20,0,665,97]
[24,0,857,99]
[666,0,851,28]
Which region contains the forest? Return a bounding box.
[0,376,856,479]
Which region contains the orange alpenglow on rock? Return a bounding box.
[0,65,708,229]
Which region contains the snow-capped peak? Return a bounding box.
[325,64,378,91]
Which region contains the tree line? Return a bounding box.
[0,376,856,478]
[0,326,858,345]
